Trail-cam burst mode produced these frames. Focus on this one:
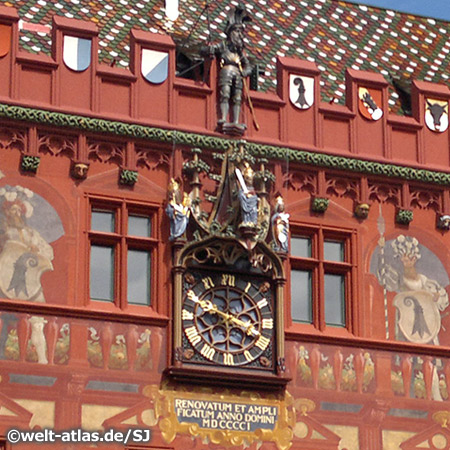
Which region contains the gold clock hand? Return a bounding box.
[187,290,260,336]
[225,314,260,336]
[188,291,230,319]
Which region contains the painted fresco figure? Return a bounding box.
[271,195,290,253]
[201,3,252,130]
[374,234,449,400]
[0,189,54,302]
[166,178,191,241]
[0,186,60,364]
[29,316,48,364]
[383,236,449,344]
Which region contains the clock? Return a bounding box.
[167,236,288,389]
[181,271,274,369]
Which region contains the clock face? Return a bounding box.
[182,271,274,368]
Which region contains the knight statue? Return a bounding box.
[202,3,253,133]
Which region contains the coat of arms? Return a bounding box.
[289,75,314,110]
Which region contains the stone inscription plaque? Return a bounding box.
[174,398,279,432]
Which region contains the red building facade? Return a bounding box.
[0,1,450,449]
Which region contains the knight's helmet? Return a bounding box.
[224,3,252,37]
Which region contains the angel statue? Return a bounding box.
[166,179,191,241]
[271,195,290,253]
[235,163,258,226]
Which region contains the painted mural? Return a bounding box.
[0,184,64,302]
[0,184,64,364]
[371,225,450,402]
[371,234,449,346]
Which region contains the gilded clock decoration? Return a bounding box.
[167,146,287,387]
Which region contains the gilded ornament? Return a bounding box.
[143,385,295,450]
[72,162,89,179]
[354,202,370,219]
[293,398,316,416]
[433,411,450,428]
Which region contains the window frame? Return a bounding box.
[86,195,160,313]
[288,223,358,336]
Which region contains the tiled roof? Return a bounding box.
[4,0,450,112]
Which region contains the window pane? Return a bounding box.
[128,215,151,237]
[324,241,344,262]
[291,270,312,323]
[90,245,114,301]
[127,249,151,305]
[325,274,345,327]
[91,211,115,233]
[291,237,311,258]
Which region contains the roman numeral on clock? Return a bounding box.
[185,326,201,345]
[255,335,270,350]
[244,350,253,362]
[200,343,215,360]
[202,277,215,290]
[223,353,234,365]
[221,274,235,286]
[257,298,268,309]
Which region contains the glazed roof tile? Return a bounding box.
[4,0,450,113]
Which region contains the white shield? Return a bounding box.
[63,35,92,72]
[393,290,441,344]
[0,241,53,301]
[425,99,449,132]
[141,49,169,84]
[165,0,179,21]
[289,75,314,110]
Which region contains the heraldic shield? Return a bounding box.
[393,290,441,344]
[0,241,53,302]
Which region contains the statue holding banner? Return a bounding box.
[202,3,253,134]
[236,163,258,226]
[166,179,191,241]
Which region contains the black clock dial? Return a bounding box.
[182,272,274,367]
